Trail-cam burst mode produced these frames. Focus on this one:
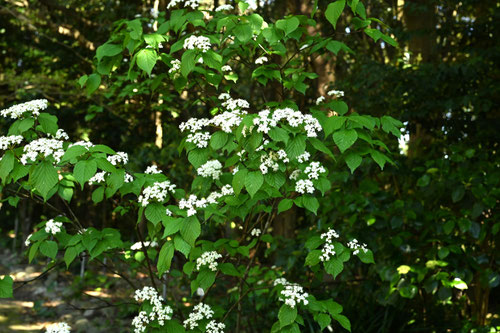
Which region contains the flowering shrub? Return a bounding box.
[0,0,402,331]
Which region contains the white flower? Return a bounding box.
[295,179,315,194]
[1,99,47,119]
[320,228,340,262]
[45,219,63,235]
[150,8,159,18]
[145,165,162,174]
[196,251,222,271]
[107,151,128,165]
[327,90,344,98]
[279,284,309,308]
[184,35,211,52]
[168,59,181,74]
[69,140,94,150]
[20,138,64,165]
[166,208,172,216]
[196,287,205,297]
[0,135,23,150]
[183,303,214,330]
[218,93,231,100]
[206,320,225,333]
[130,241,158,251]
[347,239,368,255]
[316,96,325,105]
[273,277,289,286]
[54,129,69,140]
[133,286,173,332]
[45,322,71,333]
[197,160,223,180]
[167,0,200,10]
[138,181,176,207]
[124,173,134,183]
[304,161,326,180]
[296,151,310,163]
[255,56,268,65]
[215,4,234,12]
[25,234,32,247]
[251,228,261,237]
[289,169,301,180]
[179,194,207,216]
[89,171,107,185]
[221,65,232,72]
[186,132,210,148]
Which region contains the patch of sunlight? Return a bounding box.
[0,314,7,323]
[84,290,112,298]
[9,323,44,331]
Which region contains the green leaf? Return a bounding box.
[417,174,430,187]
[345,153,362,173]
[73,159,97,188]
[40,240,58,259]
[268,127,289,144]
[330,100,348,115]
[30,160,59,199]
[279,304,297,328]
[180,217,201,246]
[145,202,166,226]
[210,132,228,150]
[309,137,334,159]
[188,149,208,168]
[144,33,166,48]
[234,23,253,42]
[0,150,15,182]
[38,113,58,135]
[158,241,175,276]
[357,249,374,264]
[278,198,293,214]
[96,43,123,61]
[245,171,263,197]
[181,49,197,77]
[381,116,402,137]
[174,234,191,258]
[220,263,241,277]
[92,187,104,203]
[64,246,79,268]
[317,313,331,331]
[305,249,322,266]
[323,116,346,137]
[233,168,248,195]
[333,129,358,153]
[0,275,13,298]
[162,217,183,237]
[302,196,319,215]
[364,28,382,42]
[78,75,88,88]
[276,17,300,35]
[370,149,387,170]
[197,269,216,292]
[86,73,101,95]
[324,257,343,278]
[331,313,351,332]
[286,135,306,159]
[137,49,158,75]
[305,235,323,250]
[325,0,346,29]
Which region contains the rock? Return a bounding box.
[74,318,90,331]
[83,309,95,317]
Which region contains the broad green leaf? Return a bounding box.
[0,275,13,298]
[180,216,201,246]
[220,263,241,277]
[96,43,123,61]
[38,113,58,135]
[197,269,216,291]
[181,50,197,77]
[370,149,387,170]
[324,257,343,278]
[345,153,362,173]
[357,249,374,264]
[210,131,228,150]
[276,17,300,35]
[286,135,306,159]
[305,249,322,266]
[30,160,59,199]
[302,196,319,214]
[278,304,297,328]
[86,73,101,95]
[158,241,174,276]
[269,127,289,144]
[234,23,253,42]
[325,0,346,29]
[174,234,191,258]
[331,313,351,332]
[333,129,358,153]
[64,246,79,268]
[137,49,158,75]
[245,171,263,197]
[0,150,15,182]
[323,116,346,137]
[233,168,248,195]
[145,202,166,225]
[278,198,293,214]
[73,159,97,188]
[40,240,58,259]
[317,313,331,331]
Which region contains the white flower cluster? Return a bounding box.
[145,165,161,174]
[69,140,94,150]
[184,35,211,52]
[45,322,71,333]
[167,0,200,10]
[54,129,69,140]
[297,151,310,163]
[1,99,47,119]
[252,108,322,137]
[0,135,23,150]
[183,303,214,330]
[206,320,225,333]
[289,169,301,180]
[107,151,128,165]
[295,179,315,194]
[206,184,234,204]
[215,4,234,11]
[273,277,289,286]
[327,90,344,98]
[125,173,134,183]
[138,181,177,207]
[347,239,368,255]
[197,160,222,180]
[304,161,326,179]
[279,284,309,308]
[25,234,33,247]
[221,65,232,72]
[88,171,106,185]
[316,96,325,105]
[186,132,210,148]
[20,138,64,164]
[196,251,222,271]
[179,194,207,216]
[131,241,159,251]
[45,219,63,235]
[133,286,173,333]
[220,96,250,112]
[319,228,340,262]
[255,56,268,65]
[251,228,261,237]
[259,151,280,174]
[168,59,181,74]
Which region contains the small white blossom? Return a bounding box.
[197,160,223,180]
[45,219,63,235]
[327,90,344,98]
[69,140,94,150]
[45,322,71,333]
[138,181,176,207]
[1,99,47,119]
[296,151,310,163]
[215,4,234,11]
[133,286,173,333]
[20,138,64,165]
[186,132,211,148]
[183,303,214,330]
[279,284,309,308]
[289,169,301,180]
[316,96,325,105]
[320,228,340,262]
[0,135,23,150]
[107,151,128,165]
[124,173,134,183]
[206,320,225,333]
[168,59,181,74]
[145,165,162,174]
[255,56,268,65]
[150,8,159,18]
[273,277,289,286]
[130,241,158,251]
[347,239,368,255]
[184,35,211,52]
[295,179,315,194]
[218,93,231,100]
[167,0,200,10]
[24,234,32,247]
[251,228,261,237]
[221,65,232,72]
[179,194,207,216]
[196,251,222,271]
[54,129,69,140]
[304,161,326,180]
[89,171,106,185]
